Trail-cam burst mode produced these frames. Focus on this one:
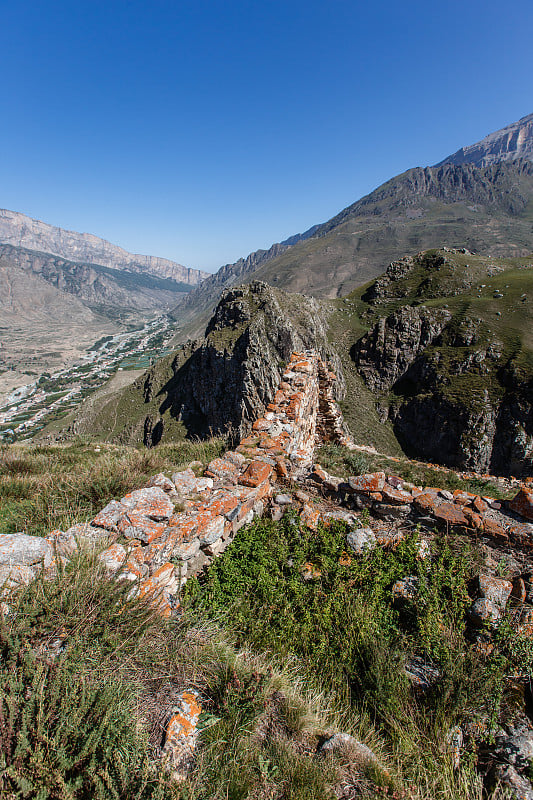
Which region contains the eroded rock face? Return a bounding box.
[351,306,451,392]
[352,299,533,476]
[114,282,345,444]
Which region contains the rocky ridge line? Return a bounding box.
[0,208,208,285]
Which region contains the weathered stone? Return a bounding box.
[437,489,453,501]
[413,493,439,515]
[346,527,376,555]
[392,576,419,603]
[118,511,167,544]
[405,656,441,691]
[481,516,508,540]
[162,691,202,781]
[146,473,176,493]
[508,522,533,547]
[301,504,321,531]
[491,763,533,800]
[120,487,174,520]
[467,597,501,627]
[238,460,273,487]
[99,543,127,572]
[200,490,240,519]
[0,563,36,591]
[205,458,239,483]
[373,503,411,520]
[275,493,292,505]
[172,468,214,496]
[321,509,358,526]
[172,538,201,561]
[0,534,52,568]
[433,502,469,528]
[197,515,225,546]
[64,522,111,547]
[509,488,533,521]
[92,500,128,530]
[317,733,381,768]
[223,450,246,468]
[348,472,385,493]
[381,485,413,504]
[478,574,512,609]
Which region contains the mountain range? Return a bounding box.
[2,111,533,407]
[172,112,533,335]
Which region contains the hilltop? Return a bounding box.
[437,112,533,167]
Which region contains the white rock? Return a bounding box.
[346,527,376,555]
[0,534,53,568]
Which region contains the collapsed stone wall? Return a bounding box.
[3,349,533,786]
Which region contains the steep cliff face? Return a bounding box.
[0,208,208,285]
[352,306,451,392]
[67,282,343,445]
[0,244,191,311]
[348,250,533,476]
[437,112,533,167]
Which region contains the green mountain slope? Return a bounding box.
[174,160,533,336]
[334,248,533,475]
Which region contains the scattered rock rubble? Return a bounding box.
[2,348,533,790]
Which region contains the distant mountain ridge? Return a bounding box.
[0,208,208,286]
[436,112,533,167]
[0,243,193,312]
[172,111,533,336]
[173,158,533,334]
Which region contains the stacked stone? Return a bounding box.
[308,468,533,548]
[316,360,353,448]
[236,351,322,471]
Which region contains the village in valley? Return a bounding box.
[0,314,177,441]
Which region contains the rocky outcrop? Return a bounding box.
[79,282,345,445]
[353,310,533,475]
[350,250,533,476]
[351,306,451,392]
[160,283,344,439]
[437,112,533,168]
[0,208,207,285]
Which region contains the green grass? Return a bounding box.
[184,512,533,798]
[316,443,513,499]
[0,551,376,800]
[0,439,227,537]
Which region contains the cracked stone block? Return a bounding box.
[0,534,53,568]
[120,487,174,521]
[92,500,129,530]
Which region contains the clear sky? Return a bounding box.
[1,0,532,272]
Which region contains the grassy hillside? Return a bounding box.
[327,249,533,474]
[172,161,533,336]
[4,441,530,798]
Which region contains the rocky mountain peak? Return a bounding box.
[436,112,533,167]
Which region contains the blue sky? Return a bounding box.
[1,0,532,271]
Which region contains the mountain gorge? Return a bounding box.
[0,210,209,393]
